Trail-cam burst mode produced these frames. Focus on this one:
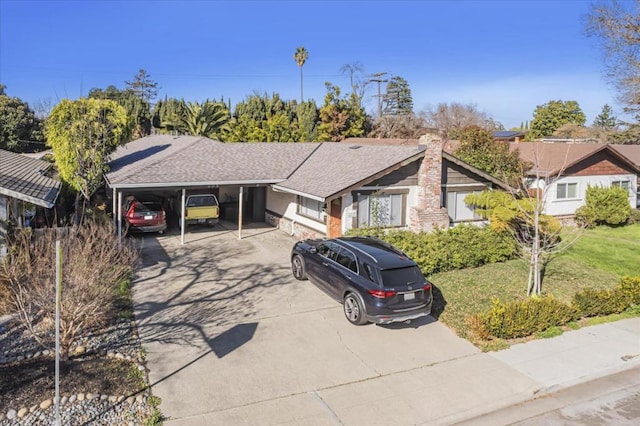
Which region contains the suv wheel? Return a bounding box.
[291,255,307,280]
[343,293,367,325]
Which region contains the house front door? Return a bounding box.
[328,197,342,238]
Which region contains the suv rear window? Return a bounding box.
[187,195,218,207]
[380,266,424,288]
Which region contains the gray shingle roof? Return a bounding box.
[0,149,61,208]
[274,143,426,199]
[106,135,319,187]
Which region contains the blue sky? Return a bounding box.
[0,0,618,129]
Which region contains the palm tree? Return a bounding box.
[294,47,309,103]
[164,100,230,139]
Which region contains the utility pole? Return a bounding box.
[369,72,388,117]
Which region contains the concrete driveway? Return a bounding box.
[132,223,540,425]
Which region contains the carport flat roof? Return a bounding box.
[0,149,61,208]
[105,135,320,189]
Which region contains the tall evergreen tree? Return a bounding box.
[593,104,618,130]
[125,69,160,104]
[382,76,413,115]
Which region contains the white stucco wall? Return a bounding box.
[540,174,637,216]
[266,188,326,234]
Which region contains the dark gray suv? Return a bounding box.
[291,236,432,325]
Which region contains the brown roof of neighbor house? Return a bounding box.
[106,135,320,188]
[274,143,426,200]
[341,137,421,146]
[0,149,61,208]
[610,144,640,166]
[510,142,640,177]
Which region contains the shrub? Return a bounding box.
[571,287,628,317]
[627,209,640,225]
[470,295,580,339]
[618,276,640,306]
[346,224,518,275]
[575,185,631,227]
[572,276,640,317]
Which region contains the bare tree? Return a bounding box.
[466,145,584,295]
[424,102,492,140]
[586,0,640,114]
[340,62,371,109]
[0,221,137,359]
[368,113,430,138]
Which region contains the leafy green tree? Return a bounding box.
[125,69,160,104]
[153,97,184,132]
[224,93,315,142]
[382,76,413,115]
[0,85,44,152]
[593,104,618,130]
[318,83,367,141]
[454,126,526,183]
[88,85,152,139]
[294,47,309,103]
[46,98,129,221]
[528,100,586,139]
[296,100,319,141]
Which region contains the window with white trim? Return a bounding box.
[612,180,630,191]
[357,193,405,227]
[298,197,324,221]
[446,191,480,222]
[556,182,578,200]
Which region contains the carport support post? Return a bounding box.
[112,187,117,228]
[238,186,243,240]
[181,189,186,245]
[117,191,122,245]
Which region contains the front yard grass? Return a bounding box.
[430,224,639,349]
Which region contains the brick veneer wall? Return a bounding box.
[410,137,450,232]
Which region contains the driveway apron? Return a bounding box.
[132,224,540,425]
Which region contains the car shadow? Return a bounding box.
[376,314,437,330]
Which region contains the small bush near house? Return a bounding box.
[575,185,631,228]
[469,295,580,340]
[347,224,518,276]
[627,209,640,225]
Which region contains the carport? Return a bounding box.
[104,135,317,243]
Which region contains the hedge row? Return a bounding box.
[470,276,640,339]
[346,224,518,276]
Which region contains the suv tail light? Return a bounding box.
[423,283,432,292]
[369,289,397,299]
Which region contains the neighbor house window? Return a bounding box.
[447,191,480,222]
[556,182,578,200]
[357,193,405,227]
[612,180,630,191]
[298,196,324,221]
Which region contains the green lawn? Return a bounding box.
[562,224,640,277]
[429,224,640,346]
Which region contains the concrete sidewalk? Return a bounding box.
[489,317,640,393]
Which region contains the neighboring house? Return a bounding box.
[105,135,510,241]
[611,144,640,208]
[511,142,639,216]
[493,131,526,142]
[0,149,61,254]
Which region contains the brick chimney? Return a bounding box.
[409,136,450,232]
